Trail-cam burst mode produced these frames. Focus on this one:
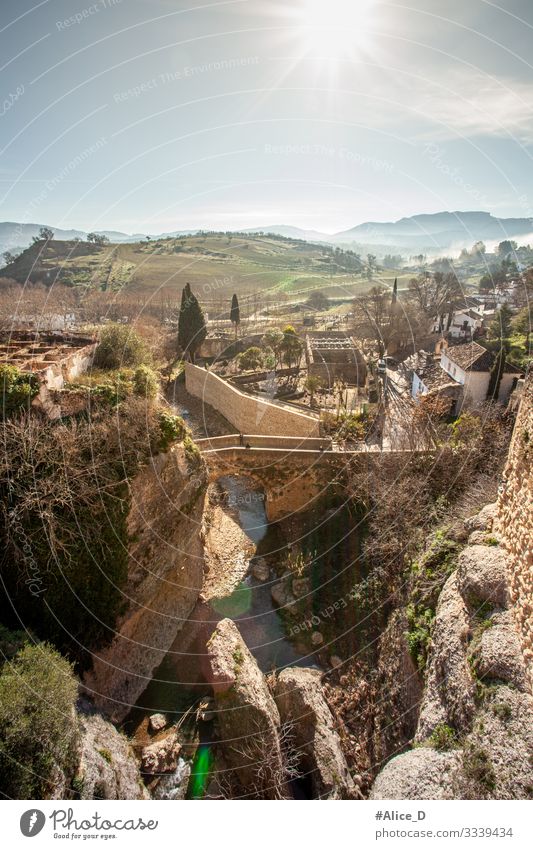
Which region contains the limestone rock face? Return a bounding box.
[454,686,533,800]
[370,748,460,800]
[477,611,528,692]
[496,374,533,692]
[416,572,476,741]
[274,667,357,799]
[141,728,181,775]
[84,445,207,721]
[457,545,508,608]
[76,713,148,800]
[206,618,287,799]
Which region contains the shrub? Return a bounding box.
[462,743,496,795]
[133,365,159,400]
[427,723,458,751]
[0,643,80,799]
[237,347,264,371]
[93,324,150,370]
[158,411,187,451]
[0,364,39,418]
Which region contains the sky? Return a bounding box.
[1,0,533,234]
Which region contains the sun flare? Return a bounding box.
[292,0,378,59]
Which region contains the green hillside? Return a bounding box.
[1,233,405,302]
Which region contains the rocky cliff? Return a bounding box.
[371,434,533,800]
[496,374,533,691]
[84,443,208,721]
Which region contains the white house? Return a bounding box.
[407,341,522,412]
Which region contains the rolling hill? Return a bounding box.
[0,232,384,303]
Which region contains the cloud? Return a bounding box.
[403,71,533,144]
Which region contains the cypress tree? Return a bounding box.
[487,347,506,400]
[230,293,240,337]
[177,283,207,362]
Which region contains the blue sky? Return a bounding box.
[1,0,532,233]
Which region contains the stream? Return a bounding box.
[127,476,317,731]
[126,392,365,798]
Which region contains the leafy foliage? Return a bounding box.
[133,364,159,399]
[0,643,79,799]
[0,365,39,418]
[93,324,150,370]
[237,346,264,371]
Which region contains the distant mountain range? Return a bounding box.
[251,212,533,252]
[2,211,532,259]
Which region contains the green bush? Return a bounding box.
[133,365,159,400]
[0,643,79,799]
[158,411,187,451]
[237,346,264,371]
[93,324,150,370]
[0,364,39,418]
[427,723,458,751]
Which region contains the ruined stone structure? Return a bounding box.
[497,371,533,692]
[185,361,321,438]
[0,331,96,418]
[305,331,367,388]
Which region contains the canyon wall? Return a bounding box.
[185,362,321,437]
[497,374,533,693]
[84,444,208,722]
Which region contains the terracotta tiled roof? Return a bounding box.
[446,341,494,372]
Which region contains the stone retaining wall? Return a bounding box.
[185,362,320,438]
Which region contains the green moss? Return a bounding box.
[98,748,113,764]
[232,646,244,670]
[405,529,460,672]
[491,700,512,721]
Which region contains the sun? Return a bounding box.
[291,0,378,59]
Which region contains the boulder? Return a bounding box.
[467,530,495,546]
[151,758,191,800]
[252,558,270,582]
[275,667,358,799]
[465,503,497,533]
[457,545,508,608]
[141,728,181,775]
[148,713,167,734]
[271,580,297,610]
[476,611,528,691]
[292,577,312,598]
[206,619,288,798]
[76,713,149,799]
[370,748,460,800]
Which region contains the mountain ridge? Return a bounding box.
[2,211,532,258]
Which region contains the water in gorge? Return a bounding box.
[126,475,318,729]
[126,463,365,799]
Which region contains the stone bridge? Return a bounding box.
[196,434,432,521]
